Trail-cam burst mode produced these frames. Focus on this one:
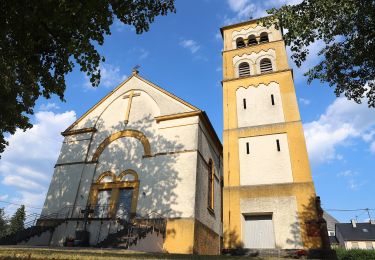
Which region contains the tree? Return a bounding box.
[8,205,26,235]
[265,0,375,107]
[0,208,8,238]
[0,0,175,157]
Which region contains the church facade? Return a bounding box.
[13,17,328,255]
[37,71,223,254]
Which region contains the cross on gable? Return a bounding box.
[123,90,141,124]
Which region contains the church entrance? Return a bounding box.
[115,188,134,220]
[242,214,276,249]
[90,170,139,220]
[95,189,112,218]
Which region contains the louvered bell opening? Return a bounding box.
[236,38,246,48]
[248,35,257,45]
[260,59,273,73]
[259,33,269,43]
[239,63,251,77]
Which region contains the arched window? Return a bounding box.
[260,58,273,73]
[90,170,139,220]
[259,32,269,43]
[238,62,251,77]
[236,37,246,48]
[248,35,257,45]
[208,159,214,210]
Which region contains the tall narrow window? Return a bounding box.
[236,37,246,48]
[276,139,281,152]
[271,94,275,105]
[208,159,214,210]
[248,35,257,45]
[239,62,251,77]
[246,142,250,154]
[243,98,247,109]
[260,58,273,73]
[259,32,269,43]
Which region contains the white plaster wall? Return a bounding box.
[236,82,285,128]
[20,230,52,246]
[50,220,121,246]
[42,164,85,216]
[195,122,222,235]
[239,133,293,186]
[128,231,164,252]
[240,196,302,249]
[94,135,198,218]
[345,241,375,250]
[56,139,91,164]
[73,76,194,131]
[231,25,282,50]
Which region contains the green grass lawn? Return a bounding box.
[0,246,282,260]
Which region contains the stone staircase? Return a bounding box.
[0,221,64,245]
[97,212,166,251]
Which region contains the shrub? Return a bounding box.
[336,248,375,260]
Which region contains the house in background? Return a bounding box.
[335,220,375,250]
[323,211,340,248]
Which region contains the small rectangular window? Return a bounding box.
[243,98,247,109]
[271,94,275,106]
[276,139,280,152]
[246,142,250,154]
[351,242,359,249]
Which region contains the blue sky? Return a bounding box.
[0,0,374,223]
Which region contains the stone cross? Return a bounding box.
[123,90,141,124]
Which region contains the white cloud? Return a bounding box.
[39,102,60,111]
[304,97,375,164]
[84,64,127,89]
[370,141,375,153]
[180,39,201,54]
[0,194,8,201]
[348,179,366,191]
[0,110,76,215]
[299,98,311,105]
[337,170,358,178]
[2,175,44,190]
[224,0,303,25]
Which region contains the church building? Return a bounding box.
[5,16,329,256]
[34,70,223,254]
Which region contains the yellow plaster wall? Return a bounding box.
[221,19,322,250]
[223,41,289,80]
[223,182,322,249]
[163,218,195,254]
[193,219,221,255]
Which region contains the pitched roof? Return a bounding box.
[323,211,340,231]
[64,73,199,132]
[336,223,375,241]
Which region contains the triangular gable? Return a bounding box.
[64,73,200,133]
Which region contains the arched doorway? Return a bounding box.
[89,170,139,220]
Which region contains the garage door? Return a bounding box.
[243,215,276,248]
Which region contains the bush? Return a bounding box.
[336,248,375,260]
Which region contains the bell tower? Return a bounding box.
[221,18,323,250]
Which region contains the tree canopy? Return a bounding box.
[0,0,175,156]
[0,208,7,238]
[8,205,26,235]
[265,0,375,107]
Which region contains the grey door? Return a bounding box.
[116,188,133,220]
[243,215,276,248]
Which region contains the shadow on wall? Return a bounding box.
[45,114,184,219]
[287,196,330,250]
